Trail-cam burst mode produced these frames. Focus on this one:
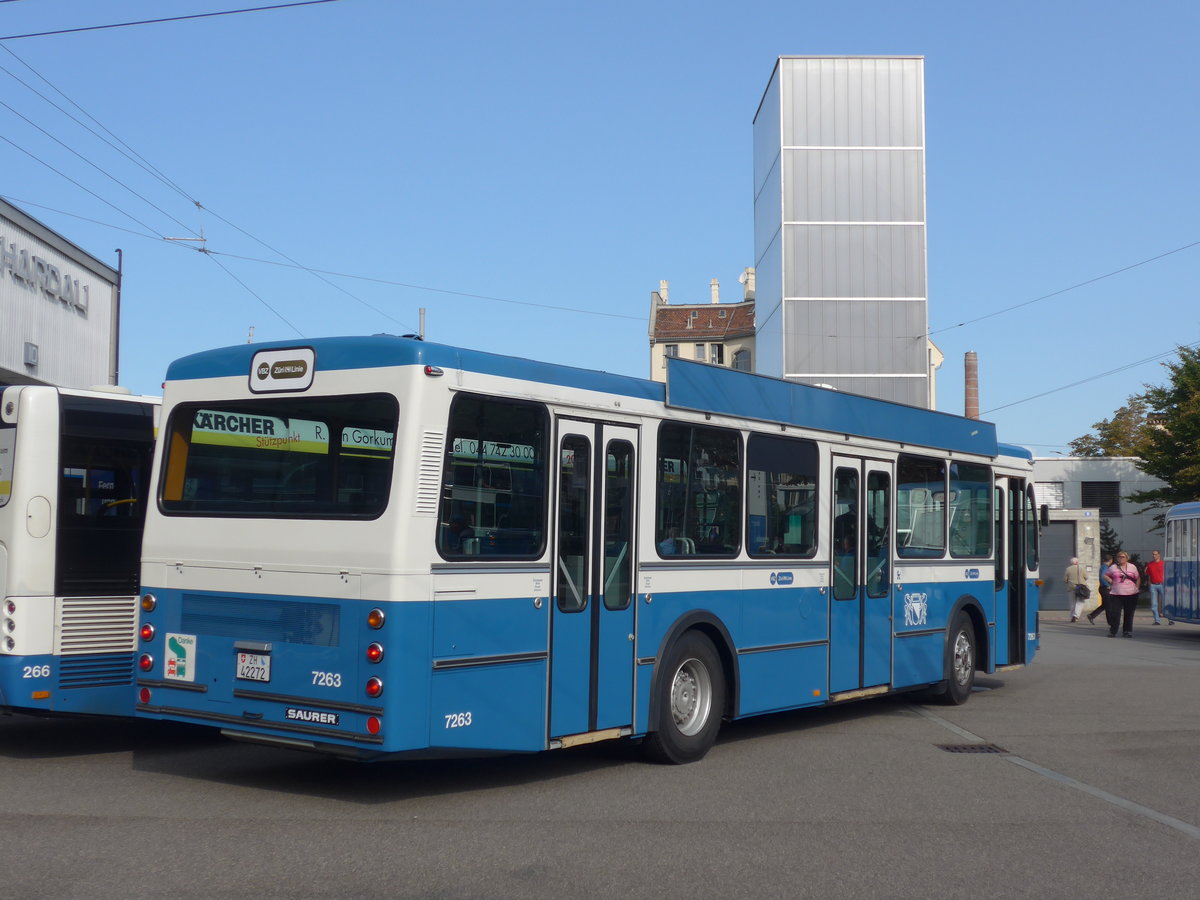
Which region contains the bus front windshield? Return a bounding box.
[160,394,398,518]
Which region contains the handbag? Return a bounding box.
[1075,582,1090,599]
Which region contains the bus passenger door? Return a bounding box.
[994,476,1030,666]
[549,420,638,741]
[829,457,893,695]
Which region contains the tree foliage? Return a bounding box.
[1127,345,1200,512]
[1067,396,1149,457]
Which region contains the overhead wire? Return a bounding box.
[0,1,344,41]
[0,29,420,334]
[0,45,196,204]
[0,133,167,237]
[981,339,1200,416]
[0,95,202,237]
[0,193,164,241]
[927,241,1199,337]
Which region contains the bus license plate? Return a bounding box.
[236,652,271,682]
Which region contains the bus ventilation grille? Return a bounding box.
[55,596,138,655]
[181,593,340,647]
[937,743,1008,754]
[58,652,135,689]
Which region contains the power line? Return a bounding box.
[0,193,163,240]
[0,135,166,236]
[199,206,418,334]
[928,241,1200,337]
[1,37,417,333]
[981,340,1200,415]
[204,253,304,338]
[0,46,196,204]
[204,248,648,321]
[0,96,201,236]
[0,1,344,41]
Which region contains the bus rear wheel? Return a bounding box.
[939,611,976,705]
[644,631,725,764]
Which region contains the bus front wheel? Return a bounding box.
[644,631,725,764]
[939,611,977,705]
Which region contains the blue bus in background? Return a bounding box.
[1164,502,1200,625]
[134,336,1039,762]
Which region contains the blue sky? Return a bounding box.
[2,0,1196,454]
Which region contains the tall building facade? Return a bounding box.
[753,56,933,406]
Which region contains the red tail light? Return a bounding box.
[139,687,151,704]
[365,677,384,698]
[138,654,154,672]
[366,642,384,663]
[140,623,155,641]
[366,716,382,735]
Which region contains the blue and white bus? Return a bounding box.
[0,385,158,716]
[1164,502,1200,625]
[134,336,1039,762]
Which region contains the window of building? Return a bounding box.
[664,344,679,358]
[694,344,705,361]
[718,309,727,318]
[732,349,751,372]
[711,344,724,365]
[1034,481,1065,509]
[1081,481,1121,516]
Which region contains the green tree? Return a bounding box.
[1127,345,1200,514]
[1098,518,1122,560]
[1067,396,1149,457]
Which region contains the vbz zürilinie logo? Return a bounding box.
[271,360,308,379]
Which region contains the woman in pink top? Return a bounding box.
[1106,551,1140,638]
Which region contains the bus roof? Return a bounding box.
[1167,501,1200,519]
[165,334,1000,457]
[665,357,999,457]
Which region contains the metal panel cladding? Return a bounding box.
[753,57,930,408]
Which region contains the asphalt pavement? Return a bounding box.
[1,609,1198,899]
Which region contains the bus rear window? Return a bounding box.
[160,394,397,518]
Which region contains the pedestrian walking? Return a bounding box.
[1144,549,1170,625]
[1106,551,1140,638]
[1065,557,1088,622]
[1087,554,1113,626]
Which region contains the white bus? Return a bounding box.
[0,385,158,716]
[134,336,1040,761]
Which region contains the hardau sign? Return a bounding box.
[1,233,90,317]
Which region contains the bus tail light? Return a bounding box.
[365,677,384,698]
[140,623,155,641]
[5,637,14,651]
[139,687,151,704]
[367,608,385,629]
[366,716,381,735]
[138,654,154,672]
[4,600,15,615]
[141,593,157,612]
[366,642,384,663]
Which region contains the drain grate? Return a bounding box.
[938,743,1008,754]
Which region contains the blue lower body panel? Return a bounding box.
[0,652,136,716]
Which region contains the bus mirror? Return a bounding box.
[1040,504,1050,528]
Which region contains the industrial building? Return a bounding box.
[1,198,120,390]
